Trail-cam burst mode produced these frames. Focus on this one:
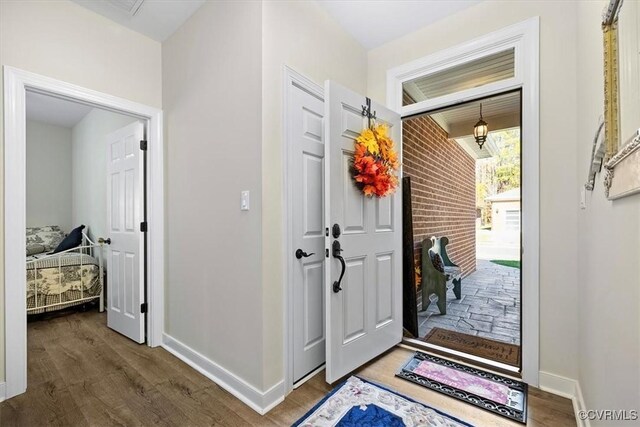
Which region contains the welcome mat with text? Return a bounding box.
[424,327,521,367]
[397,352,527,424]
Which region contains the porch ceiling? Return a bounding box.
[428,91,521,160]
[431,91,521,139]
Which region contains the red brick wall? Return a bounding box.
[403,114,477,278]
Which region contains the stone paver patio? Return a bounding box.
[418,259,521,345]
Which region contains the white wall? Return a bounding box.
[0,0,162,383]
[577,1,640,422]
[367,0,580,382]
[162,0,264,390]
[72,109,138,244]
[26,121,73,232]
[261,0,368,389]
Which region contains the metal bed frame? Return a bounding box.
[26,231,105,314]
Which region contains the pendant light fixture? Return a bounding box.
[473,103,488,149]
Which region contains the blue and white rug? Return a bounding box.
[292,376,473,426]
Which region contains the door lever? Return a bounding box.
[295,249,314,259]
[332,240,346,293]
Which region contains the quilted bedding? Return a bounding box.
[26,252,102,314]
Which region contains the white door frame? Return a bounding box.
[3,66,165,399]
[282,66,325,395]
[386,18,540,386]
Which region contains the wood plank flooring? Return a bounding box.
[1,310,576,426]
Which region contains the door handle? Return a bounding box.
[332,240,346,293]
[295,249,315,259]
[98,237,111,245]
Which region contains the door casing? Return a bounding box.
[3,66,165,400]
[386,17,540,386]
[283,66,325,395]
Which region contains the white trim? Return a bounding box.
[0,382,6,402]
[162,334,285,415]
[573,380,589,427]
[293,364,325,389]
[539,371,589,427]
[404,338,520,375]
[386,17,540,387]
[3,66,165,400]
[282,66,324,396]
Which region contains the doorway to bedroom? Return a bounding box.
[22,90,148,388]
[4,68,164,401]
[24,89,148,332]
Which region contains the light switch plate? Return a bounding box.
[241,191,250,211]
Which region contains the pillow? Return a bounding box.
[429,250,445,274]
[26,226,66,251]
[52,225,85,254]
[26,244,46,256]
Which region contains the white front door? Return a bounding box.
[291,83,326,383]
[324,81,402,383]
[106,121,145,343]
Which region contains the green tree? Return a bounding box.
[493,130,521,193]
[475,129,521,226]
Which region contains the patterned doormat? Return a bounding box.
[292,376,473,426]
[397,352,527,424]
[424,327,521,367]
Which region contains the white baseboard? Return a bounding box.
[573,380,589,427]
[0,382,6,402]
[539,371,589,427]
[162,333,284,415]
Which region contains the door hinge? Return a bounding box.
[140,221,148,232]
[141,303,148,314]
[140,140,148,151]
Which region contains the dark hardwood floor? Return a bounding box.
[0,310,576,426]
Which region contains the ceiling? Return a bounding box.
[26,91,93,128]
[71,0,479,47]
[72,0,205,41]
[316,0,481,49]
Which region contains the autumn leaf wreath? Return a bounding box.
[352,124,399,197]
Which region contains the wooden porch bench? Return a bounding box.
[419,236,463,315]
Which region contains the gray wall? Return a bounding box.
[0,0,162,382]
[577,1,640,421]
[162,0,264,390]
[26,120,73,232]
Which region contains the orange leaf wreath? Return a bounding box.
[352,124,399,197]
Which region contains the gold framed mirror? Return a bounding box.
[602,0,640,199]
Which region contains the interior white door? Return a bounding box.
[106,121,145,343]
[324,81,402,383]
[291,84,326,383]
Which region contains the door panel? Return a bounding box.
[303,262,324,348]
[106,121,145,343]
[342,257,366,343]
[375,252,394,326]
[303,154,323,236]
[325,81,402,383]
[292,85,326,383]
